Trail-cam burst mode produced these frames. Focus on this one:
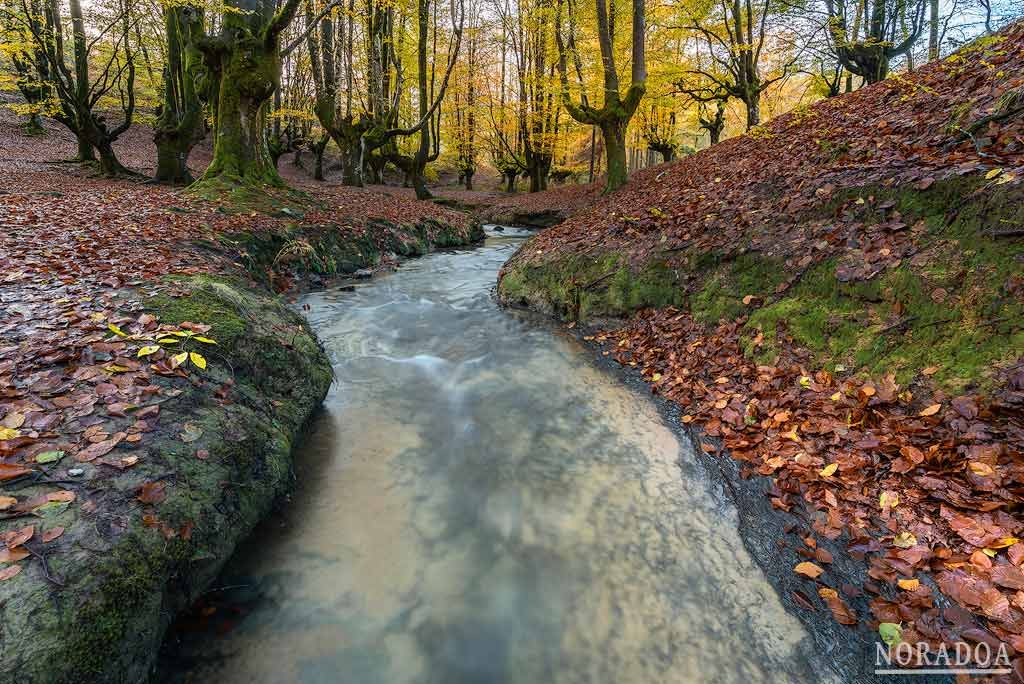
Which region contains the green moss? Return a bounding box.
[499,251,686,320]
[691,253,788,324]
[744,178,1024,391]
[147,276,249,351]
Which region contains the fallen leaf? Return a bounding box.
[0,565,22,581]
[0,464,31,481]
[879,623,902,646]
[137,481,167,505]
[918,404,941,417]
[1,413,25,429]
[898,578,920,591]
[42,526,65,543]
[893,532,917,548]
[794,561,824,579]
[180,422,203,443]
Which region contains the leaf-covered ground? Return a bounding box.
[500,24,1024,672]
[0,106,479,678]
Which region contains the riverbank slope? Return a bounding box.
[0,114,482,682]
[499,24,1024,665]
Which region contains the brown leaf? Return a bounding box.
[75,432,126,462]
[137,481,167,505]
[4,525,34,548]
[0,564,22,581]
[0,546,30,563]
[41,526,65,543]
[0,464,31,481]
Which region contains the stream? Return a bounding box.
[165,226,829,683]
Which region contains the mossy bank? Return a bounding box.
[0,210,482,682]
[498,175,1024,394]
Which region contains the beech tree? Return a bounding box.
[555,0,646,192]
[3,0,139,174]
[680,0,799,130]
[823,0,927,83]
[186,0,306,189]
[153,3,205,183]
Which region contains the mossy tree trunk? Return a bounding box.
[154,5,206,184]
[191,0,304,190]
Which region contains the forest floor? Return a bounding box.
[0,108,482,681]
[499,23,1024,675]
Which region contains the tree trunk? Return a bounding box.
[745,96,760,130]
[928,0,939,60]
[76,135,96,162]
[505,172,516,192]
[601,120,628,192]
[154,132,194,183]
[201,49,280,185]
[464,169,474,190]
[95,137,131,176]
[154,6,205,184]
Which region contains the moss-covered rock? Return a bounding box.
[217,216,484,288]
[0,277,332,683]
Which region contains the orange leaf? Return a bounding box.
[794,561,824,579]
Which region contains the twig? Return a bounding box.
[23,542,64,587]
[988,228,1024,238]
[0,512,36,522]
[878,316,918,335]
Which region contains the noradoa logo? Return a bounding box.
[874,623,1012,676]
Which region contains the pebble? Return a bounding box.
[68,468,84,477]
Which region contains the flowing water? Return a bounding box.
[166,226,828,683]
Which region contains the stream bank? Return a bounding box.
[0,178,482,683]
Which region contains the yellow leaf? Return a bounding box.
[968,461,996,477]
[982,548,998,557]
[107,323,127,337]
[193,336,218,345]
[918,404,941,417]
[189,352,207,370]
[996,172,1015,185]
[893,532,917,548]
[818,587,838,599]
[819,463,838,478]
[897,578,920,591]
[171,352,188,368]
[799,376,812,388]
[990,537,1019,549]
[985,167,1003,180]
[830,391,842,401]
[794,561,824,579]
[137,345,160,358]
[651,373,662,382]
[157,337,180,344]
[880,491,900,509]
[0,428,21,441]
